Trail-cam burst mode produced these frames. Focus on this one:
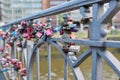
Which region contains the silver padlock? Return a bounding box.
[69,45,80,52]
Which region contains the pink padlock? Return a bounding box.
[11,59,18,65]
[36,32,42,38]
[45,29,53,37]
[0,47,3,51]
[23,33,28,38]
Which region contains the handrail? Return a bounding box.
[2,0,108,27]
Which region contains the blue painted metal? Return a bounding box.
[27,40,45,80]
[49,40,85,80]
[47,43,51,80]
[73,49,91,67]
[98,50,120,77]
[2,0,108,27]
[36,48,40,80]
[1,0,120,80]
[64,58,68,80]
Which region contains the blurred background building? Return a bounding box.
[0,0,2,21]
[0,0,120,28]
[42,0,67,27]
[1,0,42,23]
[113,11,120,30]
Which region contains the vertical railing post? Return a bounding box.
[89,3,104,80]
[47,43,51,80]
[26,39,29,80]
[36,48,40,80]
[64,55,68,80]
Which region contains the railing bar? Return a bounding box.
[50,38,120,48]
[98,50,120,77]
[2,0,105,27]
[47,43,51,80]
[64,56,68,80]
[36,48,40,80]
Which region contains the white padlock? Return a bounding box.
[69,45,80,52]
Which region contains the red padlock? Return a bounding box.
[26,28,33,35]
[26,28,33,40]
[19,68,26,76]
[21,21,27,27]
[59,30,64,35]
[16,61,22,69]
[11,59,18,65]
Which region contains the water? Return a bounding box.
[32,49,120,80]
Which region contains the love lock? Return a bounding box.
[45,29,53,37]
[68,45,80,53]
[11,59,18,65]
[2,34,6,40]
[18,25,25,34]
[36,32,43,38]
[69,24,79,32]
[15,41,22,48]
[59,30,63,35]
[21,21,28,27]
[11,31,16,36]
[0,47,3,52]
[23,33,28,38]
[19,68,26,76]
[7,38,13,46]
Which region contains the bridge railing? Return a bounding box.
[1,0,120,80]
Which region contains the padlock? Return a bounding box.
[37,23,44,27]
[16,61,22,69]
[62,46,69,53]
[59,30,64,35]
[2,34,6,40]
[70,27,79,32]
[28,35,32,40]
[15,42,22,47]
[19,68,26,76]
[1,58,7,65]
[11,31,16,36]
[2,68,8,72]
[6,44,10,49]
[23,33,28,38]
[4,51,9,56]
[11,59,18,65]
[36,32,43,38]
[53,26,61,33]
[17,47,22,52]
[7,39,13,46]
[26,28,33,35]
[45,29,53,37]
[68,45,80,52]
[37,26,43,32]
[21,21,27,27]
[0,47,3,52]
[68,24,76,28]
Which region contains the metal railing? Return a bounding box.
[1,0,120,80]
